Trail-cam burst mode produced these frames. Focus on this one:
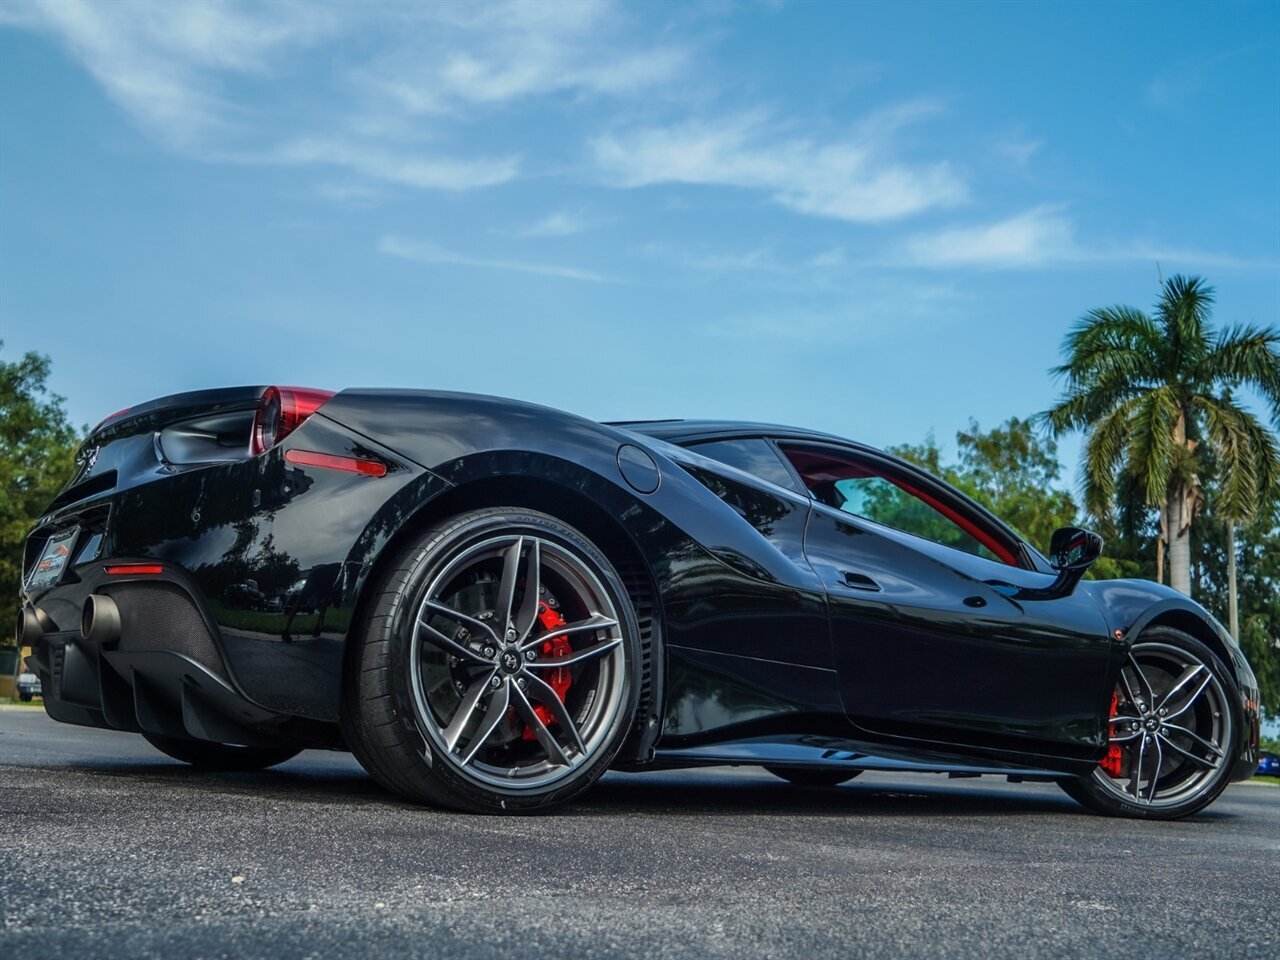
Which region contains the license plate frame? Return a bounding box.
[24,526,80,593]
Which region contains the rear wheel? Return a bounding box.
[342,508,641,813]
[766,766,862,788]
[1058,627,1240,820]
[143,733,301,771]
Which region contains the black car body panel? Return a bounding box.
[20,389,1260,783]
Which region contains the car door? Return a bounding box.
[777,440,1115,763]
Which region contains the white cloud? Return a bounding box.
[698,282,962,347]
[500,211,592,238]
[896,206,1276,271]
[362,0,688,114]
[900,205,1075,268]
[591,112,966,223]
[641,242,781,275]
[379,235,611,283]
[2,0,686,193]
[273,139,518,191]
[3,0,338,148]
[995,136,1044,167]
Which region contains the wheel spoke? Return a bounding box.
[1109,729,1143,744]
[514,538,541,641]
[418,616,492,664]
[511,683,571,766]
[1156,731,1218,771]
[495,538,523,631]
[1162,673,1213,722]
[1157,664,1207,712]
[459,679,510,766]
[520,613,619,650]
[1161,722,1225,759]
[1147,731,1165,802]
[441,670,498,751]
[1129,733,1148,801]
[526,636,622,669]
[522,672,587,755]
[423,600,500,646]
[1118,668,1141,708]
[1126,653,1156,708]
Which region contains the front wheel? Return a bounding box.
[342,508,642,813]
[1058,627,1241,820]
[143,733,301,771]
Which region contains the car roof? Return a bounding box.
[606,418,857,447]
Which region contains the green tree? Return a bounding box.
[1045,275,1280,597]
[887,418,1081,558]
[1,343,81,609]
[1188,483,1280,715]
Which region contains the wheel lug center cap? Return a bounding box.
[1145,718,1160,732]
[499,648,522,674]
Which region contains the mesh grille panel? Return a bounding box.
[104,582,228,681]
[616,560,654,730]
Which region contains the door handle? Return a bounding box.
[841,570,881,591]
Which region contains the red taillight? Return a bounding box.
[250,386,335,456]
[105,564,164,576]
[91,407,132,435]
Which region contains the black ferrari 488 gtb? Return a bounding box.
[19,387,1260,818]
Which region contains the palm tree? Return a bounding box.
[1046,275,1280,599]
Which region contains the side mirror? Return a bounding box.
[1049,527,1103,573]
[986,527,1103,602]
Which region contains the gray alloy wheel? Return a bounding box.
[342,508,641,813]
[1059,627,1240,820]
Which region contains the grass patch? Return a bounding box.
[1251,775,1280,786]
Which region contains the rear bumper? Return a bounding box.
[25,563,340,750]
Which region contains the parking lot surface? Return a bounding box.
[1,705,1276,959]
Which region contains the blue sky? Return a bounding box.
[1,0,1277,494]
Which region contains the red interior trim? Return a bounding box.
[780,444,1018,566]
[887,477,1018,565]
[284,448,387,477]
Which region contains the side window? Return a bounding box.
[778,443,1018,566]
[687,438,804,494]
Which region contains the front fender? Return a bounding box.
[1083,579,1260,779]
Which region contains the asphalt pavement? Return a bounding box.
[1,704,1276,960]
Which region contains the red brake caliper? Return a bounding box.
[521,602,573,741]
[1100,689,1124,778]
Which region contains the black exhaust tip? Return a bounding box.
[16,606,53,646]
[82,594,122,646]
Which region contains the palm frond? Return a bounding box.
[1082,395,1141,520]
[1054,306,1163,385]
[1156,275,1213,379]
[1126,386,1180,506]
[1193,395,1259,521]
[1043,380,1147,434]
[1196,324,1280,424]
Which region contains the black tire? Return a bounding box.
[143,733,301,771]
[765,766,862,788]
[1058,627,1242,820]
[341,507,642,813]
[19,691,33,702]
